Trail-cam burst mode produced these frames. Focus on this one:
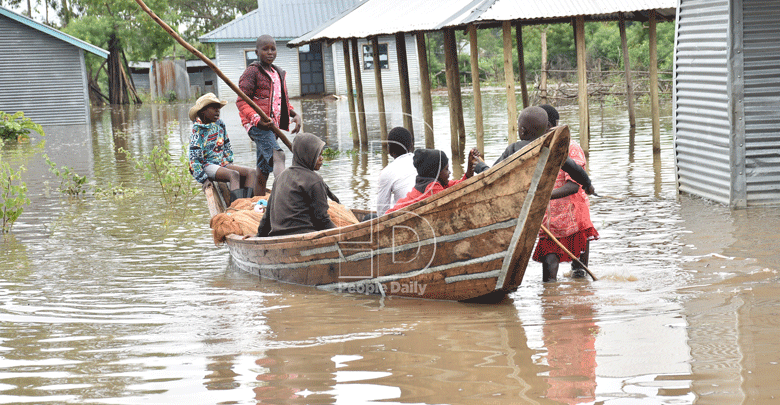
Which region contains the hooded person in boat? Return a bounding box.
[387,148,478,214]
[256,133,336,237]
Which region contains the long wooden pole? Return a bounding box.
[619,14,636,128]
[134,0,292,151]
[515,22,529,108]
[351,38,369,147]
[443,28,464,157]
[503,21,518,143]
[574,16,590,155]
[342,40,360,148]
[416,32,435,149]
[540,29,548,104]
[540,225,597,281]
[468,24,485,153]
[395,32,414,134]
[372,36,389,166]
[649,11,661,153]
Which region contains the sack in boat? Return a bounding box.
[211,198,358,245]
[209,209,263,246]
[328,201,359,228]
[229,193,271,211]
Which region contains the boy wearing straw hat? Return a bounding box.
[188,93,259,203]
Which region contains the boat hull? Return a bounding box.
[209,126,571,301]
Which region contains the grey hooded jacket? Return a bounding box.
[257,133,335,237]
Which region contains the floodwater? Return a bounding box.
[2,90,780,404]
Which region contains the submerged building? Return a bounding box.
[0,7,108,125]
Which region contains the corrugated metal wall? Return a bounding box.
[332,35,421,96]
[742,0,780,205]
[0,16,90,125]
[673,0,732,205]
[215,40,302,101]
[149,59,190,101]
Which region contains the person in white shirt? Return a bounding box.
[377,127,416,215]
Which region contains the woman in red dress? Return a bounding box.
[533,105,599,281]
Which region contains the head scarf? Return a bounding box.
[291,133,325,170]
[412,149,449,192]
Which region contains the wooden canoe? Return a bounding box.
[205,125,571,302]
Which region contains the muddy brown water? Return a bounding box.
[1,91,779,404]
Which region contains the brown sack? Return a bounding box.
[229,193,271,211]
[328,201,359,228]
[209,209,263,246]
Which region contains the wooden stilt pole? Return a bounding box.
[342,40,360,148]
[371,36,389,166]
[416,32,435,149]
[468,24,485,153]
[443,28,465,158]
[574,16,590,155]
[649,11,661,153]
[351,38,368,147]
[395,32,414,135]
[515,22,529,108]
[619,14,636,128]
[540,28,548,104]
[503,21,518,143]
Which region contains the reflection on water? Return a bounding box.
[2,92,780,404]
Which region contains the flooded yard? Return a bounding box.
[1,90,780,404]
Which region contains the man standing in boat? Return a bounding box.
[237,34,302,195]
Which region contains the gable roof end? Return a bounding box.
[0,6,109,58]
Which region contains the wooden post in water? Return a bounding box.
[468,24,485,153]
[574,16,590,154]
[503,21,518,143]
[342,40,360,148]
[371,36,389,166]
[350,38,368,147]
[395,33,414,135]
[443,28,465,157]
[540,28,548,104]
[515,22,529,108]
[649,11,661,153]
[416,32,435,149]
[618,14,636,128]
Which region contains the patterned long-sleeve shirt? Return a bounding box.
[188,119,233,183]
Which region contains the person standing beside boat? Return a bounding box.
[237,34,302,195]
[386,148,479,214]
[376,127,417,215]
[256,133,335,237]
[188,93,259,203]
[530,105,599,281]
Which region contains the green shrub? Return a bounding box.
[0,111,44,143]
[0,159,30,234]
[119,138,200,209]
[45,155,89,197]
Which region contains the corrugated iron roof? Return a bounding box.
[471,0,677,23]
[289,0,676,46]
[0,6,108,58]
[199,0,362,42]
[289,0,492,46]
